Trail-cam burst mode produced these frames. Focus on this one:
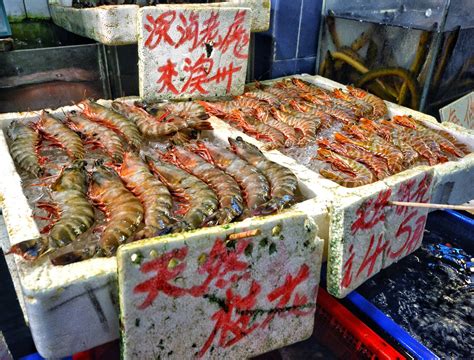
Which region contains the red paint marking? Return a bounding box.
[198,281,261,358]
[341,244,355,289]
[208,62,242,93]
[175,11,199,50]
[134,238,314,356]
[215,10,249,59]
[144,11,176,49]
[133,247,188,309]
[156,59,179,94]
[389,212,427,259]
[182,54,214,94]
[355,234,386,279]
[199,11,221,48]
[351,190,391,234]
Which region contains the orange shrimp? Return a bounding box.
[117,152,173,239]
[317,148,376,187]
[253,106,299,146]
[317,138,390,180]
[79,99,142,148]
[347,86,388,119]
[332,88,373,117]
[289,100,336,128]
[393,115,466,158]
[147,156,219,232]
[228,109,286,150]
[36,111,85,160]
[298,94,357,124]
[196,99,241,117]
[66,113,125,164]
[191,140,270,214]
[112,101,212,138]
[243,90,281,106]
[270,107,318,146]
[229,137,298,214]
[89,164,144,256]
[164,146,244,225]
[335,127,404,173]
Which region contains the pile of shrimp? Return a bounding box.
[197,78,470,188]
[7,101,299,265]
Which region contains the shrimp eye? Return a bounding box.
[236,136,243,141]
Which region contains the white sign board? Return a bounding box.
[440,91,474,130]
[138,6,251,101]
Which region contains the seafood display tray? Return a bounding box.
[0,100,327,358]
[0,75,473,357]
[48,0,270,46]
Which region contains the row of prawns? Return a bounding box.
[7,100,298,264]
[197,78,470,187]
[198,77,388,150]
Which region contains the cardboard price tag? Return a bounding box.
[138,6,251,101]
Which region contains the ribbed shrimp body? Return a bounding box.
[253,106,299,147]
[243,90,281,106]
[118,152,173,238]
[193,141,270,213]
[317,148,376,187]
[229,137,298,214]
[197,100,241,117]
[337,126,404,173]
[270,108,318,145]
[89,166,144,255]
[79,100,142,148]
[317,138,390,180]
[8,122,42,177]
[147,157,218,232]
[49,161,95,248]
[347,86,388,119]
[112,101,211,138]
[167,146,244,225]
[227,110,286,150]
[67,113,125,163]
[37,112,85,160]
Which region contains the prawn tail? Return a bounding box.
[253,195,294,216]
[8,237,50,261]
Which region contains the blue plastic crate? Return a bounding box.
[345,210,473,360]
[0,0,12,38]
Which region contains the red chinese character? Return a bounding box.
[216,10,250,59]
[208,62,242,93]
[156,59,179,94]
[198,281,261,357]
[341,244,355,289]
[198,11,220,49]
[351,190,391,234]
[356,233,386,278]
[144,11,177,49]
[389,212,427,259]
[182,54,214,94]
[133,247,188,309]
[189,238,250,296]
[261,264,311,327]
[175,11,199,50]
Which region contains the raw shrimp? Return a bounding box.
[317,148,376,187]
[317,138,390,180]
[147,156,218,232]
[36,111,85,160]
[117,152,173,239]
[243,90,281,106]
[79,99,142,148]
[111,101,212,138]
[7,121,42,177]
[197,100,241,117]
[226,110,286,150]
[253,105,299,147]
[89,164,144,256]
[270,107,319,145]
[336,125,405,173]
[191,140,270,214]
[11,161,95,260]
[229,137,298,214]
[164,146,244,225]
[347,86,388,120]
[66,112,125,164]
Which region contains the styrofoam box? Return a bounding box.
[0,74,473,357]
[48,0,270,45]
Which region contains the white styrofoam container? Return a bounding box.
[48,0,270,45]
[0,75,473,356]
[0,100,328,358]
